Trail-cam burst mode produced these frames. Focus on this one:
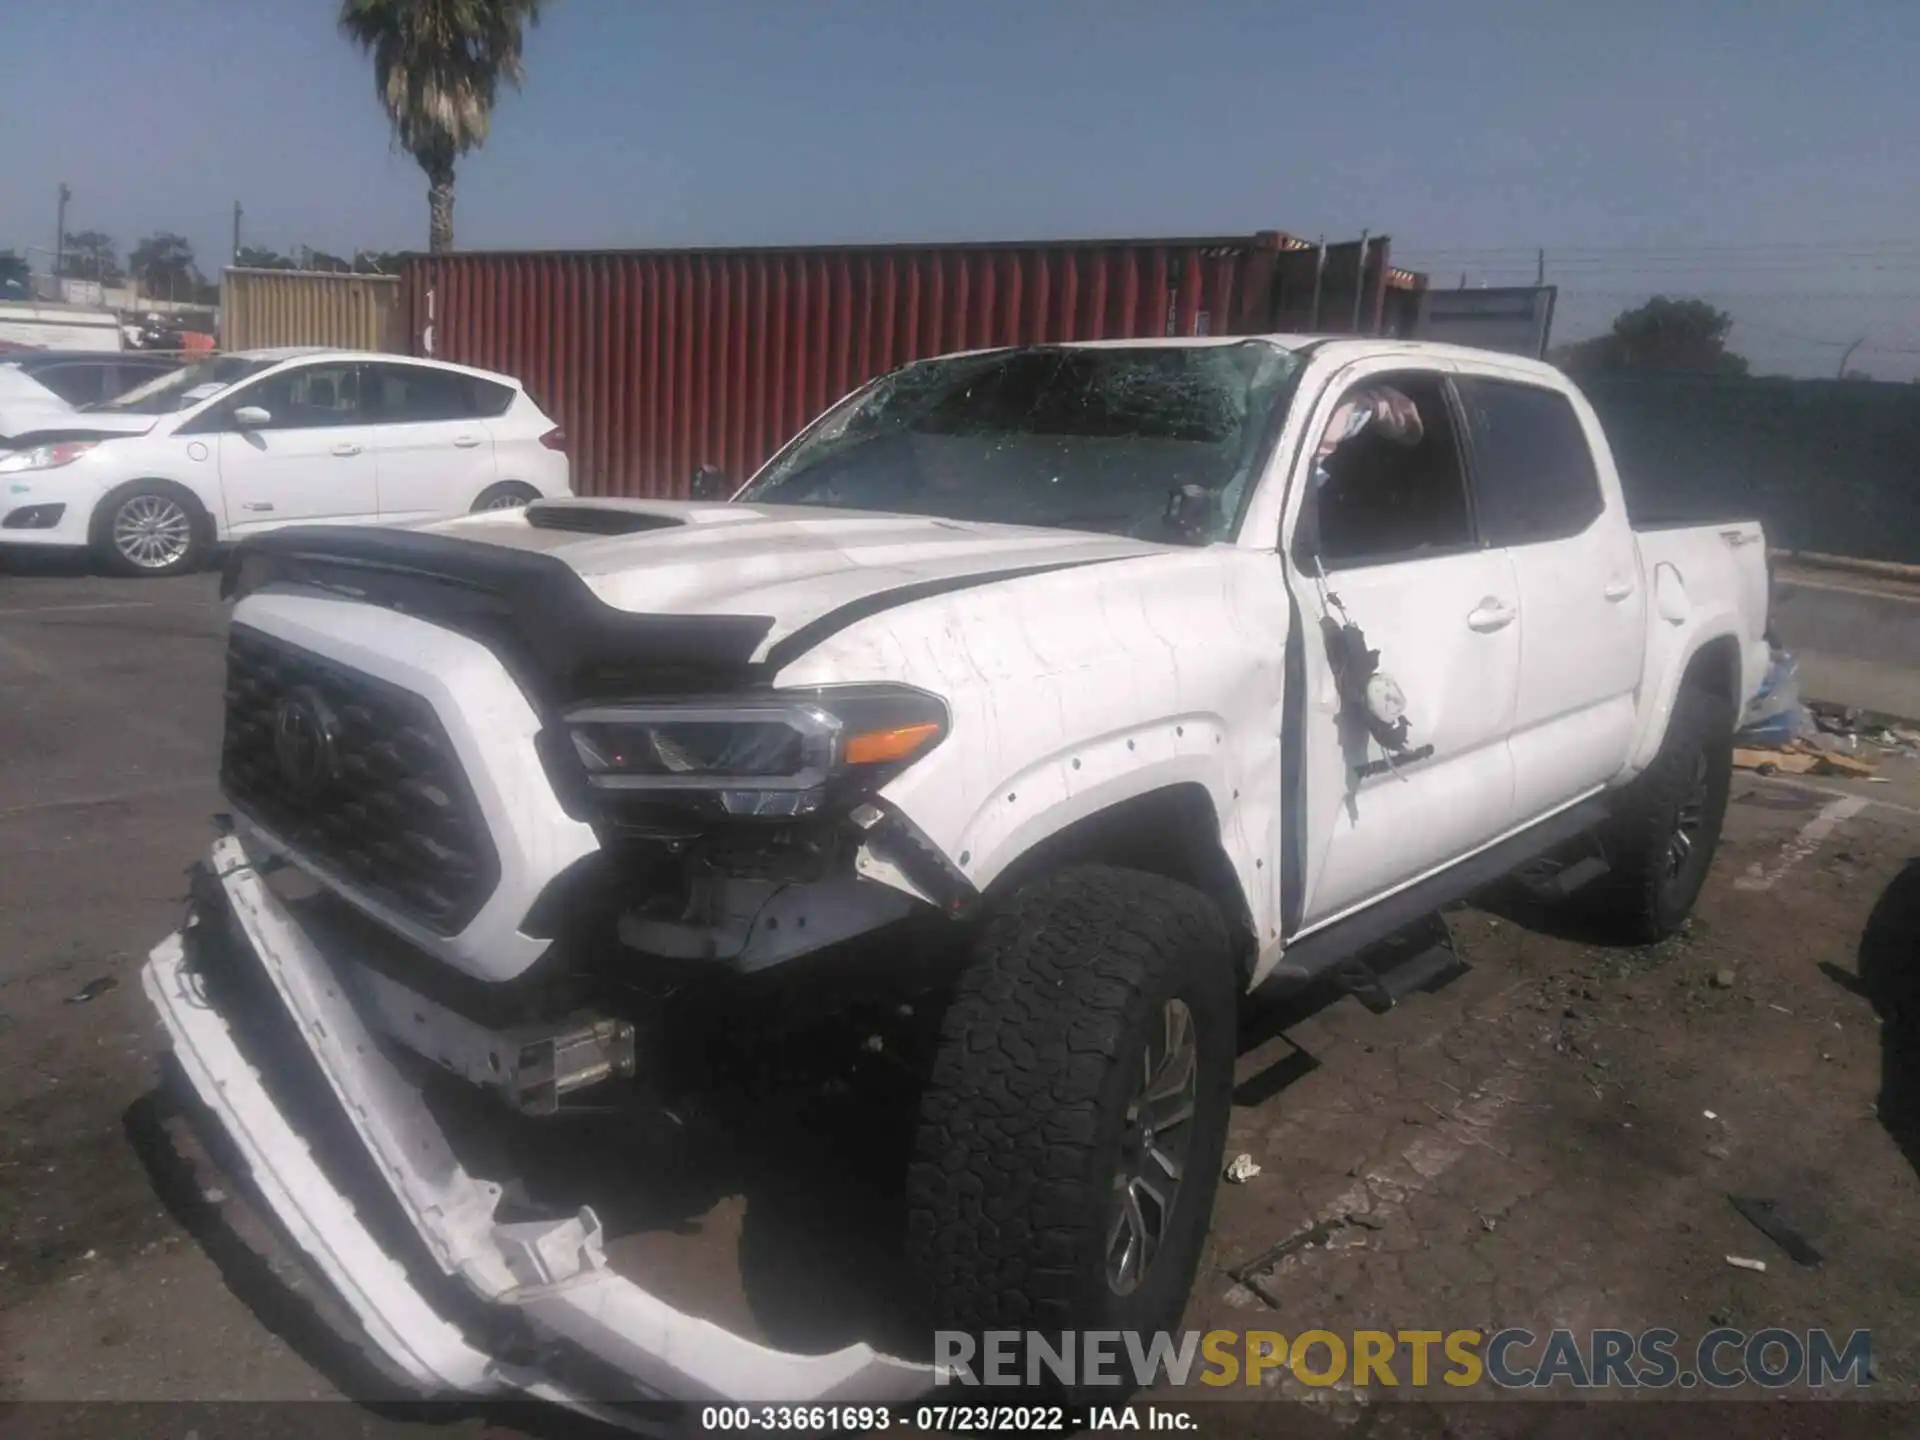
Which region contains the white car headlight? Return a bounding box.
[0,441,100,474]
[557,686,950,820]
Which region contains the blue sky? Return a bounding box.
[7,0,1920,377]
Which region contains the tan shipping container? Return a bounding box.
[220,268,403,353]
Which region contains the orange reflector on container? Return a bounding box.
[844,722,942,766]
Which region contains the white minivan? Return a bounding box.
[0,347,572,575]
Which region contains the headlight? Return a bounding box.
[561,685,948,819]
[0,441,100,474]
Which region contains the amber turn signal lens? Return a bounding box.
[843,721,942,766]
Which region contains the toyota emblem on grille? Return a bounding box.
[272,687,340,796]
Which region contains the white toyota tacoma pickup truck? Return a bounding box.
[143,336,1771,1410]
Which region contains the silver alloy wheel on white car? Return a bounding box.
[112,493,195,570]
[481,492,530,511]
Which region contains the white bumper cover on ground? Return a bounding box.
[142,833,940,1408]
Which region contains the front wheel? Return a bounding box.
[92,482,210,577]
[906,866,1236,1379]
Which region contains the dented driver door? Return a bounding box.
[1279,362,1523,935]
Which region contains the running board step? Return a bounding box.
[1334,936,1468,1015]
[1545,853,1611,897]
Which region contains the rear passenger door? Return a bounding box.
[1454,372,1648,823]
[358,362,498,524]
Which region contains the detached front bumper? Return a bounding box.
[142,833,941,1410]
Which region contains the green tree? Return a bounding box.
[1559,296,1750,377]
[129,232,198,299]
[234,245,297,270]
[338,0,545,253]
[59,230,121,283]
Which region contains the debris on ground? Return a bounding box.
[1736,651,1806,747]
[1733,747,1818,775]
[1733,654,1887,776]
[1710,968,1736,989]
[1224,1153,1263,1184]
[64,977,119,1005]
[1725,1255,1768,1273]
[1729,1195,1824,1267]
[1732,738,1876,778]
[1808,699,1864,737]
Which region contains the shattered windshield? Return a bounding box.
[86,354,273,415]
[737,341,1303,544]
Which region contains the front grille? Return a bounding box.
[221,624,501,935]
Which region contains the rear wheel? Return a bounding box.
[1589,685,1734,943]
[906,866,1236,1387]
[472,481,539,512]
[92,481,209,577]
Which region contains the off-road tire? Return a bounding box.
[1589,684,1734,944]
[91,480,212,578]
[905,866,1236,1376]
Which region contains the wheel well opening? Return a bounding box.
[93,479,216,544]
[982,784,1258,972]
[1681,634,1741,713]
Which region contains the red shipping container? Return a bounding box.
[404,232,1411,499]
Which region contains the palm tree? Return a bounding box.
[338,0,544,253]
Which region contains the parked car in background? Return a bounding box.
[0,347,571,575]
[0,350,188,445]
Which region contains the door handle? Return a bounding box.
[1604,577,1636,601]
[1467,598,1517,633]
[330,442,362,457]
[452,434,481,449]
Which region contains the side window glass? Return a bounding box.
[1300,371,1473,570]
[468,376,515,416]
[362,363,472,423]
[1455,377,1604,545]
[238,364,364,429]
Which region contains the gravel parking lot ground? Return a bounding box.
[2,559,1917,1437]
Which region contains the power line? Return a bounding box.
[1396,239,1920,259]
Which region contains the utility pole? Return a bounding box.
[1536,248,1546,285]
[1350,230,1370,333]
[54,182,71,278]
[1308,234,1326,330]
[232,201,243,264]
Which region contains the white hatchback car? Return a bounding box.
[0,347,572,576]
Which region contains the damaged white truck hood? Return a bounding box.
[417,497,1174,660]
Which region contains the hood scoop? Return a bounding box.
[523,502,687,537]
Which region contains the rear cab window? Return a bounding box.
[1453,376,1605,545]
